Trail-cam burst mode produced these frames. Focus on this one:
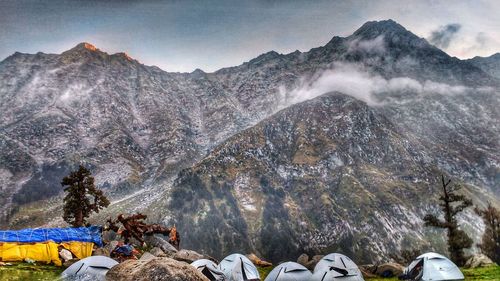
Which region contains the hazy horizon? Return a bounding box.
[1,0,500,72]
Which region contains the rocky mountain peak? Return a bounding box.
[59,42,107,62]
[352,19,408,38]
[348,19,430,49]
[72,42,99,52]
[247,50,282,65]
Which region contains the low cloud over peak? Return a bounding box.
[428,23,462,49]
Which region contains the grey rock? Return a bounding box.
[144,235,178,254]
[172,249,205,264]
[139,252,156,261]
[105,257,209,281]
[149,247,166,257]
[464,254,496,268]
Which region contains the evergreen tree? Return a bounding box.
[475,202,500,263]
[423,175,473,266]
[62,165,109,227]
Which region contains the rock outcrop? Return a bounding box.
[106,257,209,281]
[464,254,496,268]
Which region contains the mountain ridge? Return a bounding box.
[0,19,499,264]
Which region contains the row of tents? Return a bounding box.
[0,226,466,281]
[191,252,465,281]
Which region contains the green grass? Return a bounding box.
[365,265,500,281]
[0,262,63,281]
[1,262,498,281]
[258,265,274,279]
[461,265,500,280]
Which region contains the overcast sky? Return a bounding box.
[1,0,499,72]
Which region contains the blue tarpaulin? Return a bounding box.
[0,226,103,247]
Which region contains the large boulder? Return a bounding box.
[374,263,405,277]
[296,253,323,270]
[144,235,178,254]
[359,267,378,279]
[360,263,405,277]
[172,249,217,264]
[139,252,156,261]
[464,254,496,268]
[150,247,167,257]
[247,253,272,267]
[106,257,209,281]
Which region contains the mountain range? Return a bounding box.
[0,19,498,263]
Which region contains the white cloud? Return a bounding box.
[348,35,386,55]
[278,62,482,108]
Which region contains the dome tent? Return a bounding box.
[401,252,464,281]
[264,262,312,281]
[61,255,118,281]
[311,253,364,281]
[218,253,260,281]
[191,259,226,281]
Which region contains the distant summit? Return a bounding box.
[68,42,100,52]
[352,19,409,38]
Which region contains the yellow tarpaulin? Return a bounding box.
[61,241,94,260]
[0,241,94,266]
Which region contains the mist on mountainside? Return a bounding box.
[0,19,499,263]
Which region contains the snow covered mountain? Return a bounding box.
[0,20,498,262]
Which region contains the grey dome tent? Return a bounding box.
[191,259,227,281]
[401,252,464,281]
[311,253,364,281]
[264,262,312,281]
[218,253,260,281]
[61,256,118,281]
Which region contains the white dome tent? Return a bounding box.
[264,262,312,281]
[218,253,260,281]
[401,252,464,281]
[61,256,118,281]
[310,253,364,281]
[191,259,227,281]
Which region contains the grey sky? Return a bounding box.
[1,0,499,72]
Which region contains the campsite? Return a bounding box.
[0,253,499,280]
[2,1,500,280]
[0,221,499,280]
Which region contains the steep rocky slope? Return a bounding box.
[165,92,495,263]
[0,44,267,223]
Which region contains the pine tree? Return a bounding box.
[62,165,110,227]
[423,175,473,266]
[475,203,500,263]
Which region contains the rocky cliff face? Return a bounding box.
[0,20,499,262]
[165,92,496,263]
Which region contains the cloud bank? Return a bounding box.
[278,62,482,108]
[347,35,386,55]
